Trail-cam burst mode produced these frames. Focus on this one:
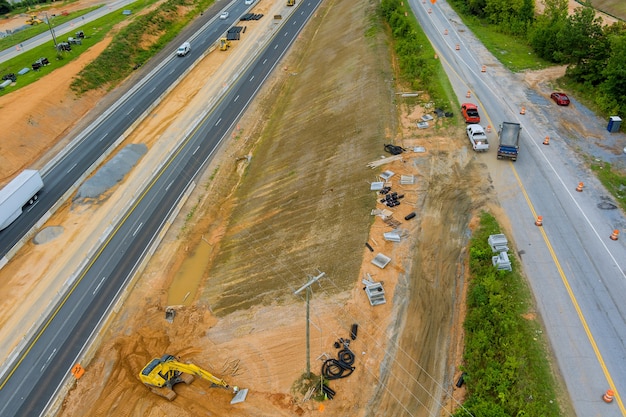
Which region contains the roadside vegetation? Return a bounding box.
[71,0,214,93]
[0,2,159,97]
[377,2,566,414]
[379,0,458,113]
[0,0,214,97]
[447,0,626,124]
[455,212,564,417]
[445,0,626,217]
[0,6,99,51]
[589,160,626,212]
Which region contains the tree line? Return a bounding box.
[450,0,626,119]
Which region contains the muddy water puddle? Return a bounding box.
[167,239,212,306]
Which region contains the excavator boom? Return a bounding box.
[139,354,239,401]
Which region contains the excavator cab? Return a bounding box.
[219,38,231,51]
[139,354,247,403]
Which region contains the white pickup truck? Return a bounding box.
[466,124,489,152]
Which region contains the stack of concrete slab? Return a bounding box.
[492,251,512,271]
[488,234,508,252]
[371,253,391,269]
[363,279,386,306]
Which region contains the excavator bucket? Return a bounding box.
[231,388,248,404]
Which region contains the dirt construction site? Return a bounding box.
[0,0,622,416]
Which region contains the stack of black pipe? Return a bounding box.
[379,192,404,207]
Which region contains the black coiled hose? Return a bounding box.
[322,349,355,380]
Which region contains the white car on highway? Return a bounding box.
[219,11,229,20]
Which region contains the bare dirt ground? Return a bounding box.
[2,0,620,416]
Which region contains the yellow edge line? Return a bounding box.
[0,105,212,391]
[510,164,625,414]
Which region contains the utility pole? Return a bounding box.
[44,13,58,48]
[294,271,326,378]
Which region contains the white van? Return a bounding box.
[176,42,190,56]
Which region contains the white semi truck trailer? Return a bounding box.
[0,170,44,231]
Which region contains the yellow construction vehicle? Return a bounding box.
[219,38,231,51]
[287,0,295,6]
[26,14,44,25]
[139,354,245,401]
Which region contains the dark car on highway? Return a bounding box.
[550,92,570,106]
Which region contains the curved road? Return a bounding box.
[410,1,626,416]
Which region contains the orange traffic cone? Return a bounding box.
[455,44,460,51]
[543,136,550,145]
[466,90,471,98]
[576,182,584,192]
[444,29,448,35]
[486,125,491,133]
[481,65,486,73]
[603,389,615,403]
[535,216,543,227]
[610,230,619,241]
[428,8,432,13]
[520,106,526,115]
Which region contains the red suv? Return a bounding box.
[461,103,480,123]
[550,92,570,106]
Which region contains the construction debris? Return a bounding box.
[165,307,175,323]
[400,175,415,185]
[362,277,386,306]
[379,170,394,181]
[383,217,401,228]
[488,234,509,253]
[492,251,512,271]
[367,154,403,169]
[383,231,401,242]
[371,253,391,269]
[370,181,385,191]
[383,144,405,155]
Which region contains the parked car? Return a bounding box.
[461,103,480,124]
[466,124,489,152]
[219,11,229,19]
[550,92,570,106]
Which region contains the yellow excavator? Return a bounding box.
[26,14,44,25]
[219,38,231,51]
[139,354,246,402]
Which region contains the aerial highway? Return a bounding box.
[0,0,251,258]
[0,0,323,415]
[409,1,626,416]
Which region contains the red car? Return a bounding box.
[550,92,570,106]
[461,103,480,124]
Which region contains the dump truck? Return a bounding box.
[497,122,522,161]
[0,170,44,231]
[139,354,247,402]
